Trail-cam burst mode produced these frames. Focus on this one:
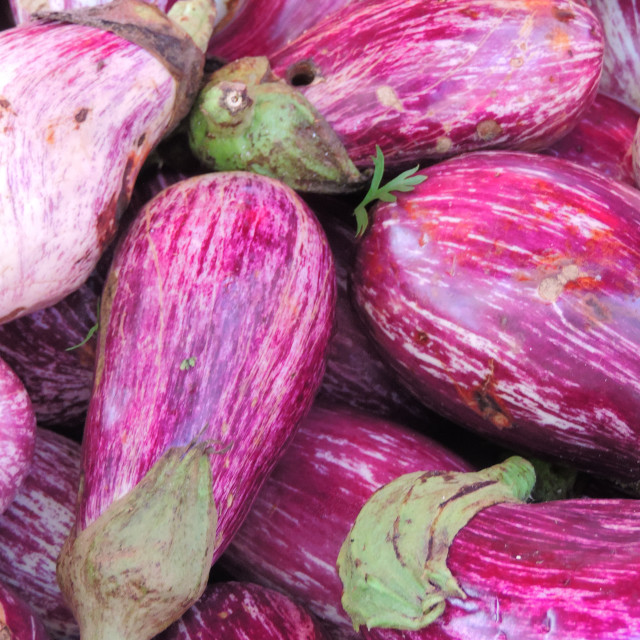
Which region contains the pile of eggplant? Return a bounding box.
[0,0,639,638]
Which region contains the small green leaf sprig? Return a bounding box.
[66,301,100,352]
[353,145,427,237]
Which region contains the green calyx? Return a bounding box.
[337,456,536,632]
[57,443,217,640]
[188,56,366,193]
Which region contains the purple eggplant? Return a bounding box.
[0,356,36,514]
[57,171,336,639]
[157,581,330,639]
[0,0,213,324]
[543,92,637,186]
[0,580,50,639]
[0,427,80,640]
[352,150,640,490]
[221,404,472,639]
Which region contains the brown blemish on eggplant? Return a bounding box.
[376,86,404,112]
[96,59,106,72]
[537,263,582,302]
[414,330,430,345]
[0,98,10,110]
[553,7,575,22]
[435,136,452,154]
[0,307,26,324]
[75,108,89,123]
[460,359,512,429]
[476,119,502,142]
[458,7,480,19]
[137,133,146,147]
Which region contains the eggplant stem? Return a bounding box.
[167,0,216,54]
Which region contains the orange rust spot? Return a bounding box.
[46,126,55,144]
[414,330,430,344]
[564,276,601,292]
[547,27,571,52]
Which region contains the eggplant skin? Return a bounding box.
[361,499,640,640]
[352,151,640,486]
[221,405,472,640]
[158,581,330,639]
[270,0,604,169]
[0,580,50,639]
[78,171,336,564]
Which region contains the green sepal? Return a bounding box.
[188,56,366,193]
[57,443,217,640]
[337,456,536,632]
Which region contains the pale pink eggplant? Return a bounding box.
[0,356,36,514]
[0,427,80,640]
[584,0,640,110]
[352,150,640,490]
[157,581,331,640]
[357,498,640,639]
[267,0,604,169]
[0,0,210,324]
[57,171,335,638]
[0,580,50,640]
[220,405,472,640]
[543,92,637,186]
[632,118,640,188]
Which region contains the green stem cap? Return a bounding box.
[57,443,217,640]
[337,456,536,632]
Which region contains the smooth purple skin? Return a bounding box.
[0,580,50,640]
[584,0,640,111]
[269,0,603,169]
[352,150,640,486]
[543,92,638,186]
[0,21,177,324]
[0,428,80,640]
[157,581,330,640]
[361,499,640,640]
[221,404,472,640]
[0,357,36,515]
[78,172,336,565]
[208,0,355,61]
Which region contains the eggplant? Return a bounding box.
[190,0,604,188]
[221,404,472,639]
[584,0,640,111]
[543,92,637,186]
[0,355,36,514]
[0,580,50,639]
[0,0,213,324]
[157,581,331,639]
[352,150,640,490]
[0,427,80,640]
[57,171,336,639]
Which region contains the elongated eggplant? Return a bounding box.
[57,171,336,639]
[0,427,80,640]
[543,92,637,186]
[191,0,603,186]
[0,356,35,514]
[352,150,640,490]
[346,475,640,639]
[221,405,472,639]
[0,580,50,639]
[0,0,213,324]
[158,581,331,639]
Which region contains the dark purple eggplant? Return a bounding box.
[57,171,336,639]
[157,581,330,639]
[0,427,80,640]
[221,404,472,639]
[352,150,640,490]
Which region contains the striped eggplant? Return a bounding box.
[157,581,330,639]
[584,0,640,111]
[543,92,637,186]
[0,580,50,639]
[0,356,36,514]
[352,150,640,490]
[57,171,336,639]
[0,0,213,325]
[221,404,472,639]
[190,0,604,187]
[0,427,80,640]
[336,461,640,640]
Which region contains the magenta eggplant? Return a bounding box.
[543,92,637,186]
[584,0,640,110]
[0,427,80,640]
[0,580,50,640]
[157,581,330,640]
[352,150,640,489]
[269,0,603,169]
[358,498,640,639]
[0,0,206,324]
[0,356,36,514]
[221,405,472,639]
